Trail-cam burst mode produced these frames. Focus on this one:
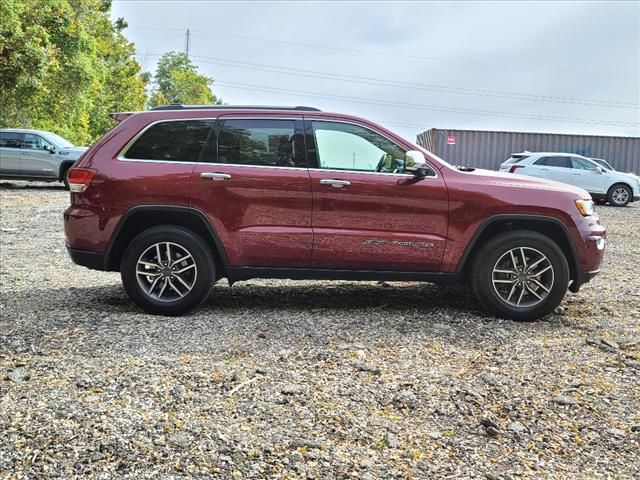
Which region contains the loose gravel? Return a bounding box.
[1,181,639,479]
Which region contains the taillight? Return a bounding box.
[67,168,97,193]
[509,165,526,174]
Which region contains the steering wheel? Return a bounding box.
[375,153,387,172]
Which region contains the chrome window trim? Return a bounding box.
[117,117,218,161]
[306,118,439,179]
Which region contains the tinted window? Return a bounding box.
[22,133,52,150]
[217,119,301,167]
[535,156,570,168]
[0,132,21,148]
[572,158,597,170]
[124,120,213,161]
[312,121,406,172]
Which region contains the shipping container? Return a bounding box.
[417,128,640,174]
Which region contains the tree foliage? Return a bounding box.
[148,52,221,108]
[0,0,147,145]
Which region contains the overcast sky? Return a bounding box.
[112,0,639,142]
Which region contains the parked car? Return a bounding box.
[64,105,606,321]
[0,128,88,188]
[499,152,640,207]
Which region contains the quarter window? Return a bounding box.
[312,121,406,173]
[123,120,213,162]
[0,132,21,148]
[216,119,301,167]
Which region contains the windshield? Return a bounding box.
[44,132,74,148]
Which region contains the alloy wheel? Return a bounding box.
[491,247,555,308]
[611,187,629,205]
[136,242,198,302]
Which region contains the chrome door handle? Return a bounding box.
[21,152,31,156]
[320,178,350,188]
[201,172,231,181]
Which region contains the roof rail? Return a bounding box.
[149,104,321,112]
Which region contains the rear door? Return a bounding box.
[533,156,573,185]
[305,119,448,271]
[189,115,313,268]
[20,133,59,178]
[0,131,23,175]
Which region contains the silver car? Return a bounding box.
[0,129,88,189]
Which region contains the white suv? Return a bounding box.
[499,152,640,207]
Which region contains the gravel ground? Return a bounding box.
[1,181,639,479]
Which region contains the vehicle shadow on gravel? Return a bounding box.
[0,181,64,190]
[6,281,488,317]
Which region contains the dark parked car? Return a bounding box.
[64,105,606,320]
[0,128,87,188]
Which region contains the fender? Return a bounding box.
[456,214,580,279]
[104,205,230,271]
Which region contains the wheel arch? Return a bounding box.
[457,215,580,287]
[105,206,229,274]
[58,160,76,181]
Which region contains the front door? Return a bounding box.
[306,120,449,271]
[570,157,606,194]
[20,133,58,178]
[534,155,573,185]
[190,116,313,268]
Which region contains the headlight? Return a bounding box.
[575,199,596,216]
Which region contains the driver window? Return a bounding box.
[312,121,406,173]
[22,134,52,151]
[571,158,597,170]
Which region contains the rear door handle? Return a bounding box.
[21,152,31,156]
[201,172,231,181]
[320,178,350,188]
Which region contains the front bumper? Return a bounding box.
[67,247,107,271]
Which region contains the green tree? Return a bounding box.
[0,0,147,145]
[148,52,220,107]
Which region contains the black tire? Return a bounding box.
[121,226,215,315]
[606,183,632,207]
[62,167,71,190]
[470,230,569,321]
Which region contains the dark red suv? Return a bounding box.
[64,105,606,320]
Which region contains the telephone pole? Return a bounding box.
[185,28,191,59]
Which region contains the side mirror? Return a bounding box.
[404,150,434,178]
[47,145,56,154]
[595,166,603,174]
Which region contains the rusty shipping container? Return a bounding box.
[417,129,640,174]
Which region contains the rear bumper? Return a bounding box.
[67,247,107,271]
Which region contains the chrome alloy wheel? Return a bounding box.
[136,242,197,302]
[491,247,554,308]
[611,187,629,205]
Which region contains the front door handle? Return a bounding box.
[320,178,350,188]
[201,172,231,181]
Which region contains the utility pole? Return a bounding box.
[185,28,190,59]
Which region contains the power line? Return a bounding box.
[151,52,637,109]
[213,80,639,128]
[128,27,638,80]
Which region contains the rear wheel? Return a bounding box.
[606,183,631,207]
[121,226,215,315]
[471,231,569,321]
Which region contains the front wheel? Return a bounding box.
[471,231,569,321]
[606,183,631,207]
[121,226,215,315]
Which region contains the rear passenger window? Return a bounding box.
[123,120,213,162]
[216,119,303,167]
[535,156,570,168]
[0,132,21,148]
